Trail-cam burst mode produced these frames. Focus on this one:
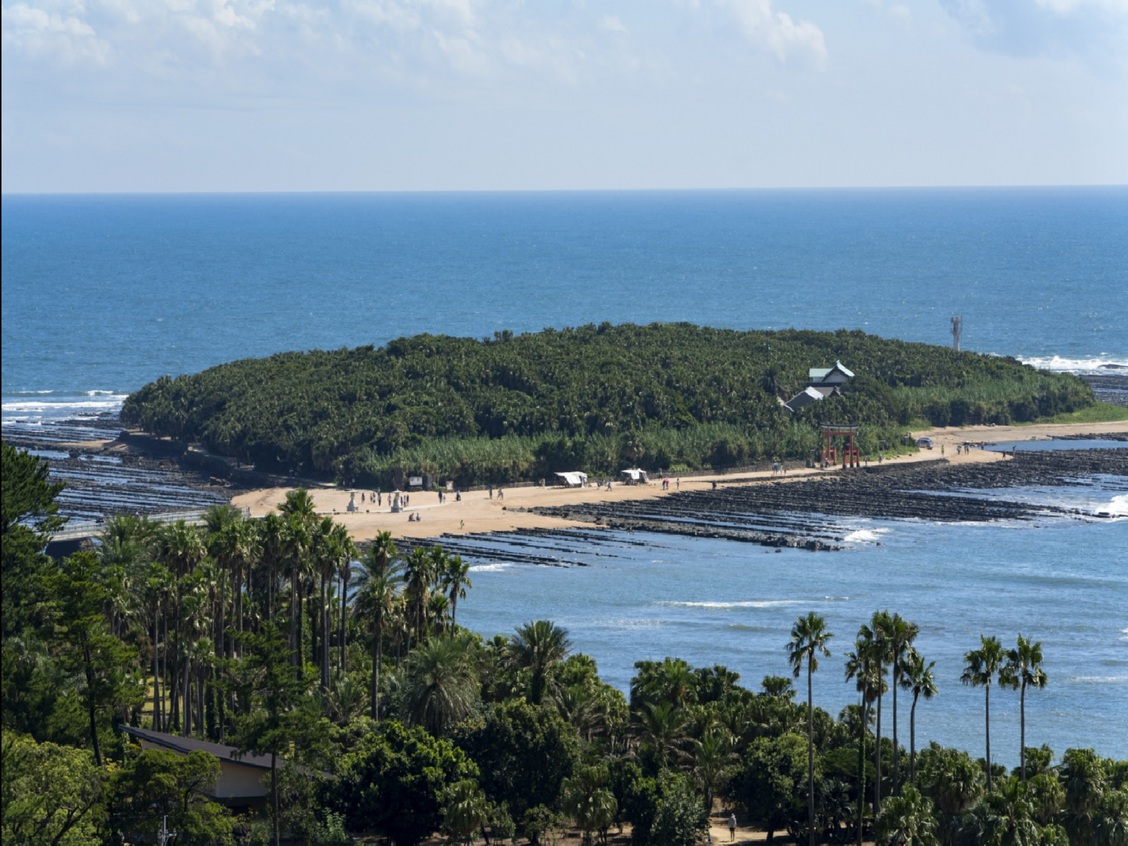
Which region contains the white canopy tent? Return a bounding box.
[554,471,588,488]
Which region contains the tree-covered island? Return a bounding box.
[121,323,1098,486]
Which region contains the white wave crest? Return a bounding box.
[469,562,513,573]
[1020,355,1128,375]
[2,397,127,414]
[844,528,890,544]
[660,599,802,610]
[1103,494,1128,518]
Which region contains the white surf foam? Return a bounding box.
[844,527,891,544]
[660,599,803,610]
[3,398,126,414]
[469,562,513,573]
[1104,494,1128,518]
[1019,355,1128,375]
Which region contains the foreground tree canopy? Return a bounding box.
[3,449,1126,846]
[120,323,1095,485]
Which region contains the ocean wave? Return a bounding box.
[469,562,513,573]
[843,528,890,544]
[597,618,665,630]
[1104,494,1128,518]
[3,392,128,413]
[1019,355,1128,375]
[2,398,126,415]
[659,599,803,610]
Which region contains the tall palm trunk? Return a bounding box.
[233,560,243,660]
[909,696,919,785]
[806,662,815,846]
[159,611,168,731]
[339,566,349,672]
[984,684,992,790]
[857,696,867,846]
[152,607,162,731]
[320,571,331,691]
[182,651,192,736]
[371,609,384,720]
[172,583,183,732]
[290,561,300,666]
[874,685,883,813]
[1019,680,1027,780]
[891,664,900,795]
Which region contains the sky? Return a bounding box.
[2,0,1127,193]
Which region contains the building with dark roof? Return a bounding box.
[119,725,270,808]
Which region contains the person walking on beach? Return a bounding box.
[728,812,737,841]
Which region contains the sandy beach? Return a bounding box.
[230,420,1128,544]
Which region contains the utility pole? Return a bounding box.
[951,316,962,351]
[157,815,177,846]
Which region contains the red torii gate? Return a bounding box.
[821,424,861,468]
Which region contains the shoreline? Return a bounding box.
[230,420,1128,544]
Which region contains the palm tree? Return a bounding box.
[962,776,1040,846]
[157,519,207,733]
[864,612,891,815]
[630,656,698,711]
[845,632,886,846]
[353,532,400,720]
[999,634,1047,782]
[632,700,692,770]
[311,517,354,691]
[403,546,438,650]
[787,611,833,846]
[141,561,174,731]
[875,785,939,846]
[902,648,938,786]
[441,778,490,846]
[881,613,919,796]
[205,505,258,660]
[508,620,572,706]
[562,765,618,846]
[256,512,287,623]
[440,553,472,635]
[693,728,739,816]
[403,633,480,735]
[961,634,1005,790]
[279,506,314,668]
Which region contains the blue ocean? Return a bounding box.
[3,188,1127,763]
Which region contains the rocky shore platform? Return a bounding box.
[521,447,1128,552]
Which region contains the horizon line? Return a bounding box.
[4,183,1127,198]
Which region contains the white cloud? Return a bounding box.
[1,2,110,65]
[1035,0,1128,13]
[713,0,827,65]
[941,0,1128,63]
[599,14,627,35]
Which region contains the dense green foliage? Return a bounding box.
[4,445,1125,845]
[120,323,1095,485]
